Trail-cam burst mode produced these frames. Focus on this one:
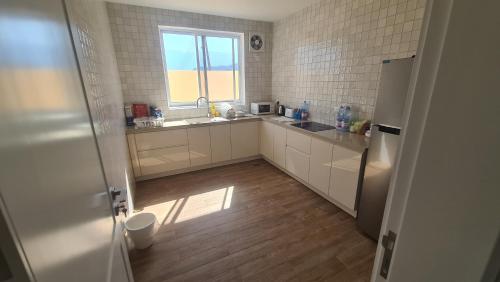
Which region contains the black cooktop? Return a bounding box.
[290,122,335,132]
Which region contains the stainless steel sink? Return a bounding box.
[185,117,228,125]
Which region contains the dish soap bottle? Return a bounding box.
[209,102,216,117]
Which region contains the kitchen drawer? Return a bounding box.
[138,146,189,175]
[286,129,311,154]
[135,129,188,151]
[286,146,310,182]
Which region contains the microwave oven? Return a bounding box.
[250,102,274,115]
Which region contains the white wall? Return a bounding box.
[272,0,426,123]
[106,3,273,119]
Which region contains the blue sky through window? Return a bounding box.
[163,33,238,71]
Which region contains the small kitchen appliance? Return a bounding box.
[284,108,295,118]
[278,105,286,116]
[250,102,274,115]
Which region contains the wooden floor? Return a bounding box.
[130,159,376,282]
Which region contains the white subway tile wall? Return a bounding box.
[272,0,427,123]
[65,0,135,203]
[106,3,273,119]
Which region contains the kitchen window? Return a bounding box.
[159,27,244,108]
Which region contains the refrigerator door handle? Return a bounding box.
[373,124,401,135]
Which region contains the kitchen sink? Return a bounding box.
[185,117,228,124]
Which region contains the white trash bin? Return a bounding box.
[125,213,158,250]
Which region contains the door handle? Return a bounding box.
[114,200,128,217]
[380,230,397,279]
[110,189,121,201]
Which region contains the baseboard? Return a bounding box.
[261,156,357,218]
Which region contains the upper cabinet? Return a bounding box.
[210,124,232,163]
[259,121,274,160]
[231,121,259,159]
[188,127,212,167]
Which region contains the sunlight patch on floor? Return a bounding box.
[136,186,234,225]
[175,186,234,223]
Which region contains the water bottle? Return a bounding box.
[301,101,310,120]
[336,105,345,129]
[342,106,352,131]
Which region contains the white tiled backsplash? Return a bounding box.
[106,3,273,119]
[272,0,427,123]
[106,0,427,122]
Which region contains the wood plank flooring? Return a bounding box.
[130,159,376,282]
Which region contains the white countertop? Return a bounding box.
[127,114,369,153]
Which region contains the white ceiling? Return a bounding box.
[107,0,320,22]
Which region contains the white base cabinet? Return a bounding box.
[134,129,187,151]
[128,121,262,179]
[231,121,259,159]
[285,129,311,182]
[258,120,362,217]
[273,125,287,168]
[309,138,333,195]
[285,146,310,182]
[329,146,362,210]
[210,124,232,163]
[138,146,190,175]
[259,121,274,160]
[188,127,212,167]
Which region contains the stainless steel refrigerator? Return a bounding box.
[357,57,414,241]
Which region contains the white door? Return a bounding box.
[372,1,500,281]
[0,1,131,281]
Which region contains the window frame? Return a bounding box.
[159,26,245,108]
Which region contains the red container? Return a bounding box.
[132,104,149,118]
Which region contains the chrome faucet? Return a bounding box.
[196,97,211,117]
